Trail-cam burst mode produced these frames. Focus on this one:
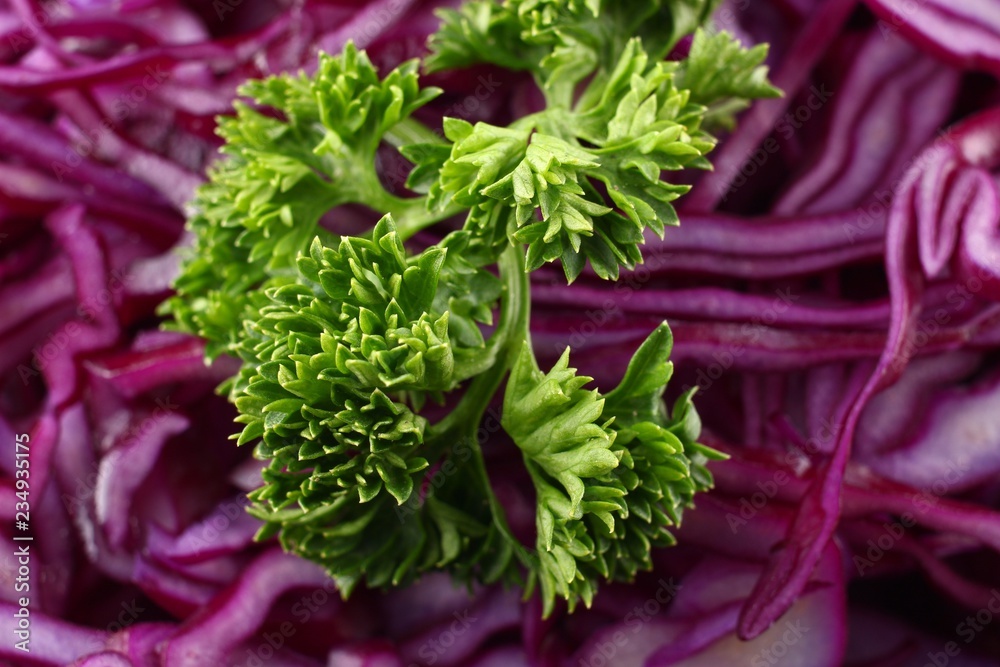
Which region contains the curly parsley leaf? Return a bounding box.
[502,344,621,614]
[428,0,724,105]
[162,43,443,362]
[601,323,727,578]
[238,215,508,591]
[501,323,723,615]
[676,29,782,129]
[425,39,722,281]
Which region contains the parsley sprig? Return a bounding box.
[163,0,777,615]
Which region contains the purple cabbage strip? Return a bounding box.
[772,31,960,215]
[94,409,189,548]
[683,0,859,211]
[863,0,1000,77]
[0,600,108,664]
[160,550,332,667]
[736,107,1000,639]
[863,367,1000,492]
[3,1,1000,665]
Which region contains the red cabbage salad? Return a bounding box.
[2,0,1000,665]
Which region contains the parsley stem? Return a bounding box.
[426,245,534,567]
[392,197,466,240]
[428,245,528,434]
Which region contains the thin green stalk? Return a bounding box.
[426,245,533,567]
[428,245,529,435]
[393,198,467,240]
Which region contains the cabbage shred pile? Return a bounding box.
[3,0,1000,665]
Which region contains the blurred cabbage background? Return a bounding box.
[2,0,1000,665]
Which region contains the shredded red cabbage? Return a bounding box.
[3,0,1000,665]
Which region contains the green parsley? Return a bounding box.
[162,0,778,615]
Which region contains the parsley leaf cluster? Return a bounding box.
[164,0,778,615]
